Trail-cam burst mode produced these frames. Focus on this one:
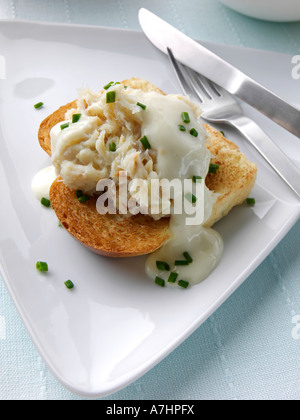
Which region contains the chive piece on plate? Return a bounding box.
[36,261,48,272]
[178,280,189,289]
[246,197,256,206]
[103,81,114,90]
[190,128,198,137]
[34,102,44,109]
[60,122,70,130]
[220,130,225,136]
[137,102,147,110]
[140,135,151,150]
[168,272,178,283]
[41,197,51,208]
[64,280,74,290]
[181,112,190,124]
[178,125,187,132]
[209,163,220,174]
[183,251,193,264]
[156,261,170,271]
[106,91,116,103]
[192,175,202,183]
[72,113,81,123]
[109,142,117,152]
[155,277,165,287]
[175,260,189,266]
[185,192,197,204]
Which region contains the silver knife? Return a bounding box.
[139,8,300,139]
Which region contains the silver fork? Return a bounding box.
[167,47,300,199]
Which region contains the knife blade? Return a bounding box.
[139,8,300,139]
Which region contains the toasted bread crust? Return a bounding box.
[38,100,77,156]
[50,177,170,257]
[40,78,257,257]
[203,124,257,227]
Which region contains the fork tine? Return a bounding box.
[168,47,223,105]
[196,73,222,97]
[184,67,214,100]
[195,73,221,98]
[167,47,205,103]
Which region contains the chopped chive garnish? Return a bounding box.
[168,272,178,283]
[192,175,202,183]
[178,125,187,132]
[36,261,48,272]
[220,130,225,136]
[140,135,151,150]
[246,198,256,206]
[76,190,83,198]
[76,189,90,203]
[109,142,117,152]
[41,197,51,208]
[78,195,90,203]
[72,113,82,123]
[156,261,170,271]
[106,91,116,104]
[155,277,165,287]
[183,252,193,264]
[60,123,70,130]
[181,112,190,124]
[103,81,114,90]
[209,163,220,174]
[175,260,189,266]
[34,102,44,109]
[190,128,198,137]
[178,280,189,289]
[64,280,74,290]
[137,102,147,110]
[185,192,197,204]
[58,221,63,228]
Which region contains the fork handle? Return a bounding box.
[229,116,300,199]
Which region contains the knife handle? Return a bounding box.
[229,115,300,199]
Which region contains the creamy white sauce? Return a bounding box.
[146,225,223,287]
[140,93,209,181]
[43,83,224,287]
[137,91,223,286]
[31,165,57,201]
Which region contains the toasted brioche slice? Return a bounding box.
[39,100,77,156]
[41,78,257,257]
[50,177,170,257]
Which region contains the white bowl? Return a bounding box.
[219,0,300,22]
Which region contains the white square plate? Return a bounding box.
[0,21,299,398]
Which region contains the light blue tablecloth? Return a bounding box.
[0,0,299,400]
